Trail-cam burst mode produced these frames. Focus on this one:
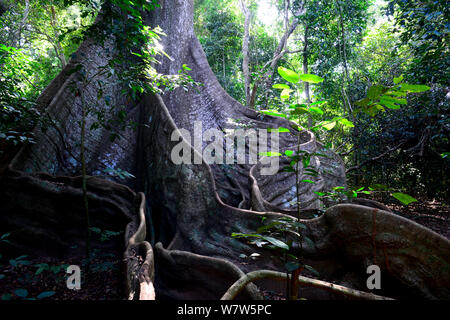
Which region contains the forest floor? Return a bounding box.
[374,196,449,238]
[1,197,448,300]
[0,250,124,300]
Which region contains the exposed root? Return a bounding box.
[124,192,155,300]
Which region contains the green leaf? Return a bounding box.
[282,166,295,173]
[90,227,101,234]
[308,106,324,115]
[35,263,49,275]
[302,155,311,168]
[268,127,290,133]
[304,264,320,276]
[257,221,282,234]
[289,103,307,109]
[339,118,354,127]
[393,75,404,84]
[36,291,56,299]
[278,66,300,84]
[386,90,407,97]
[379,98,401,110]
[291,221,307,230]
[285,261,301,272]
[285,150,294,157]
[355,97,370,107]
[392,193,418,205]
[272,83,290,90]
[14,289,28,298]
[321,121,336,131]
[301,179,315,184]
[262,236,289,250]
[280,88,293,100]
[380,95,407,105]
[290,107,309,116]
[368,85,387,99]
[299,74,324,84]
[310,100,326,106]
[182,64,191,71]
[400,84,430,93]
[1,294,12,300]
[231,233,261,238]
[258,151,282,157]
[371,184,388,191]
[441,152,450,159]
[260,110,287,118]
[1,233,10,240]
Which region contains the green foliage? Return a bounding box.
[354,76,430,116]
[391,192,418,206]
[9,255,30,268]
[103,167,135,180]
[0,45,40,146]
[89,227,122,242]
[387,0,449,84]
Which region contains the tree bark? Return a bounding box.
[11,0,30,48]
[239,0,251,107]
[248,1,303,109]
[0,0,7,16]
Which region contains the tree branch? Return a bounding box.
[221,270,394,300]
[346,141,406,173]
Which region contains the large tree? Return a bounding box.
[1,0,449,300]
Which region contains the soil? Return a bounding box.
[0,249,125,300]
[372,196,449,239]
[1,197,448,300]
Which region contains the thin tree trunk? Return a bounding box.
[79,88,91,266]
[47,5,67,68]
[302,25,312,127]
[239,0,251,107]
[11,0,30,48]
[0,0,8,16]
[248,1,305,108]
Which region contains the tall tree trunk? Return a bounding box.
[240,0,251,107]
[0,0,7,16]
[302,25,312,127]
[11,0,30,48]
[248,0,304,109]
[47,5,67,68]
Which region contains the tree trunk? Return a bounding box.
[0,0,7,16]
[47,5,67,69]
[11,0,30,48]
[240,0,251,107]
[2,0,449,300]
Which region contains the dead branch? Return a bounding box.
[221,269,394,300]
[346,141,406,173]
